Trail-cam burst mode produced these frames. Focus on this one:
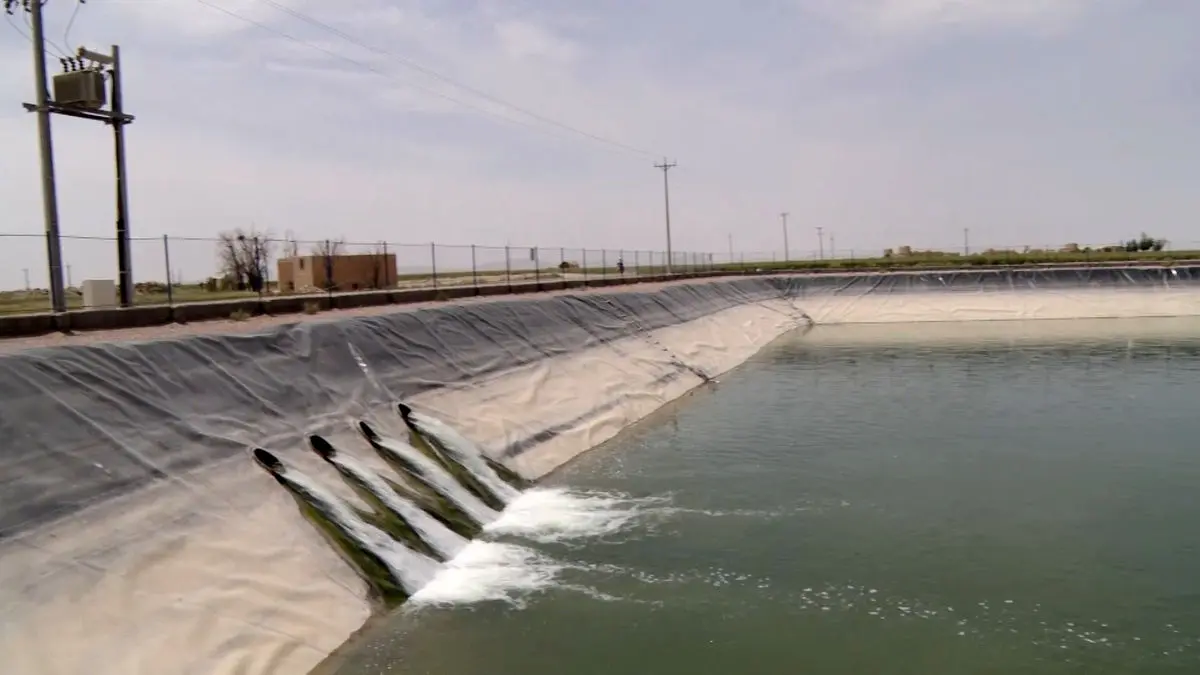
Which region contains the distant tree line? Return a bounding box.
[882,233,1168,259]
[1122,232,1167,253]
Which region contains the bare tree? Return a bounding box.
[309,238,346,291]
[281,230,300,258]
[312,238,345,257]
[369,241,391,289]
[216,227,275,292]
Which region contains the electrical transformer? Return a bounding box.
[52,69,107,110]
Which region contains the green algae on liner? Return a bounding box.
[395,405,514,511]
[251,404,525,607]
[307,435,448,561]
[252,448,412,606]
[357,421,484,539]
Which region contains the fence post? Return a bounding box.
[471,244,478,291]
[261,237,271,299]
[504,245,512,292]
[634,250,640,278]
[162,234,174,306]
[431,242,438,290]
[324,239,333,301]
[382,241,389,288]
[582,249,588,285]
[533,247,541,289]
[252,236,262,299]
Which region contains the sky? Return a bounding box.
[1,0,1198,286]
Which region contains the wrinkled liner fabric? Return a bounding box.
[1,267,1198,540]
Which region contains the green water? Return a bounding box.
[337,318,1200,675]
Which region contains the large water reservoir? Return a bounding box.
[5,271,1200,674]
[331,317,1200,674]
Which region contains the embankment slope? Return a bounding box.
[2,268,1199,675]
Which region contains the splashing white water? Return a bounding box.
[409,411,521,504]
[372,434,500,525]
[486,487,665,543]
[328,453,468,560]
[409,541,564,607]
[277,468,441,593]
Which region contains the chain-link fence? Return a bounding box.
[1,232,1197,316]
[0,234,724,315]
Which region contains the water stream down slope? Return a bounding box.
[254,403,629,609]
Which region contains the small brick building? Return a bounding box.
[277,254,397,293]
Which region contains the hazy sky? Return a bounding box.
[1,0,1198,286]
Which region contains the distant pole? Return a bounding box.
[830,233,836,260]
[470,244,478,289]
[22,268,30,291]
[162,234,174,305]
[27,0,67,313]
[67,265,73,287]
[963,227,970,256]
[727,233,733,263]
[654,157,677,274]
[780,212,790,262]
[816,226,824,260]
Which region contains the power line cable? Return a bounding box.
[194,0,662,159]
[191,0,571,141]
[22,3,69,58]
[61,0,82,52]
[4,10,32,43]
[248,0,659,158]
[4,2,65,63]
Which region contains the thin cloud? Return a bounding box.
[0,0,1196,291]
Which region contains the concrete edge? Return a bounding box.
[0,258,1193,339]
[0,273,715,340]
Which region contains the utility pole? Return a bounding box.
[108,45,133,307]
[830,233,836,260]
[19,0,67,313]
[963,227,970,256]
[19,1,138,310]
[727,233,733,263]
[654,157,677,273]
[816,226,824,260]
[22,268,30,291]
[77,44,135,307]
[780,212,790,262]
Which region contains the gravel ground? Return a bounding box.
[0,276,733,355]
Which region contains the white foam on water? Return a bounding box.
[373,434,500,525]
[410,412,522,503]
[485,486,665,543]
[328,453,469,560]
[278,469,441,594]
[408,540,564,607]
